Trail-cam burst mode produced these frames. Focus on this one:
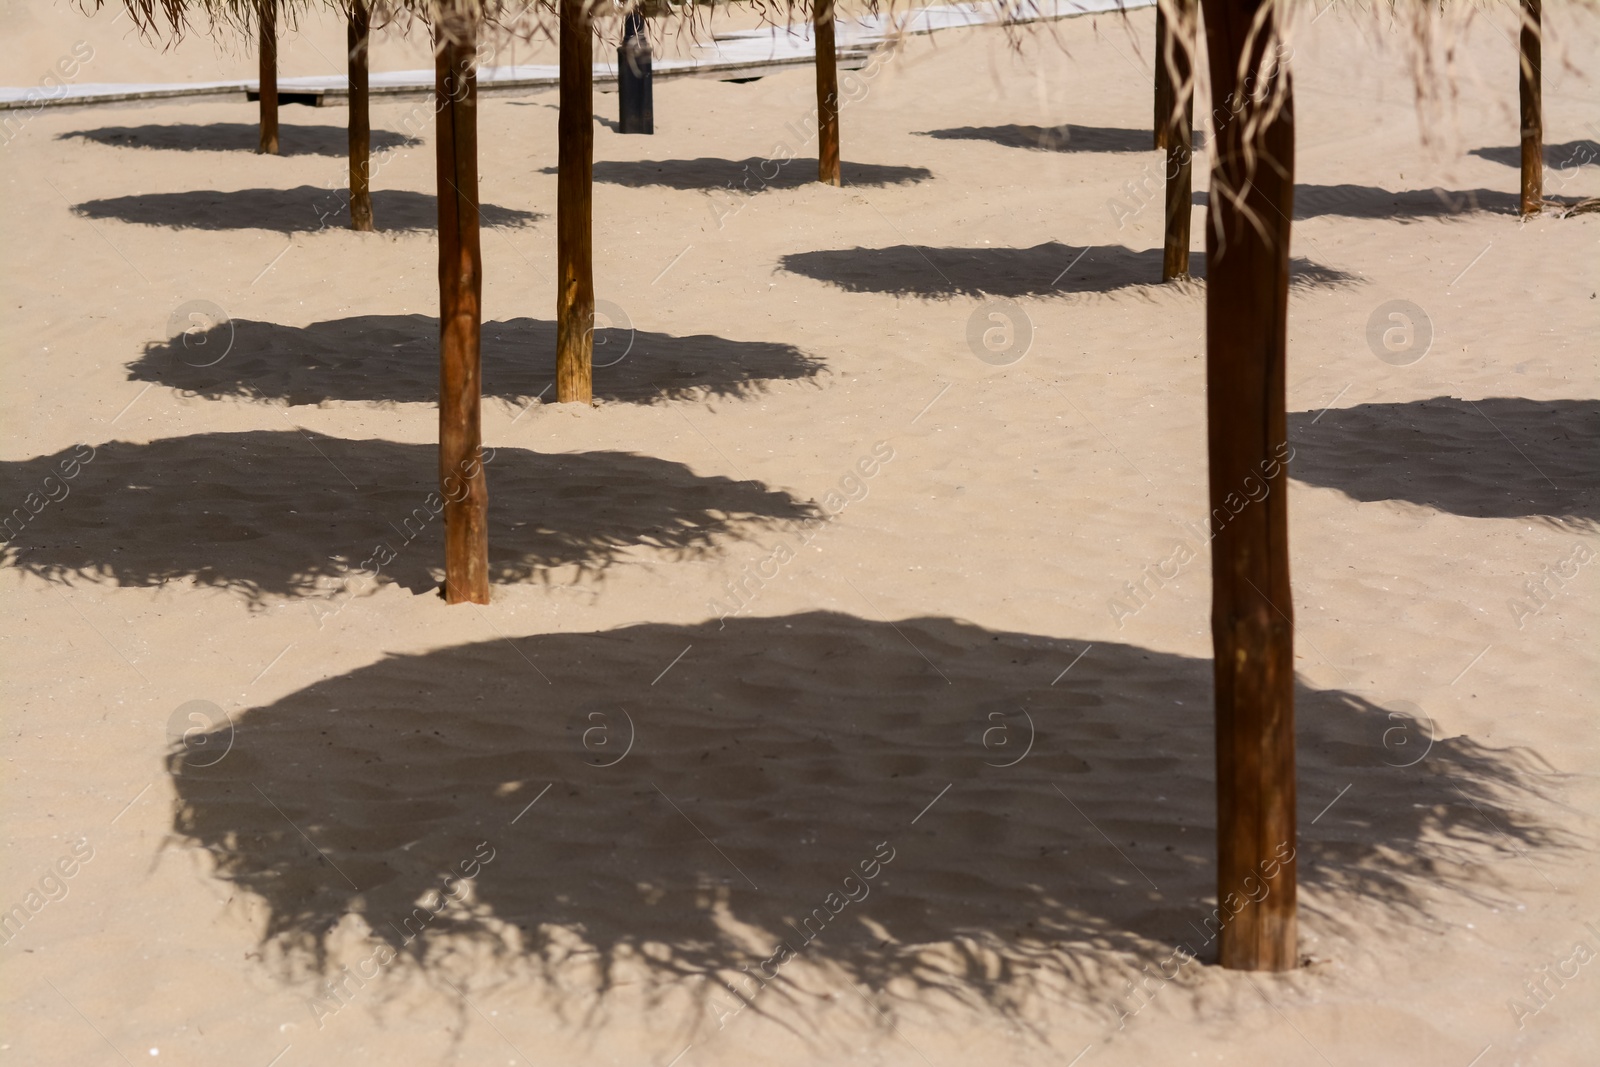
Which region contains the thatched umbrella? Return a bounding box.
[84,0,494,598]
[554,0,844,407]
[88,1,308,152]
[84,1,381,227]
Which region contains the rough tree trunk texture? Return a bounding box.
[347,1,373,231]
[434,20,490,605]
[258,0,278,155]
[557,0,595,403]
[1162,0,1195,281]
[815,0,841,186]
[1154,2,1172,150]
[619,10,654,135]
[1199,0,1297,972]
[1519,0,1543,216]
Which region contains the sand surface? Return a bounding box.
[2,3,1599,1066]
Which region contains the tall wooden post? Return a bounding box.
[1162,0,1195,281]
[1519,0,1543,216]
[1199,0,1296,972]
[618,10,654,135]
[815,0,841,186]
[348,0,374,231]
[1154,1,1172,150]
[556,0,595,403]
[258,0,279,155]
[435,16,490,604]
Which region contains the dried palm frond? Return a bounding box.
[76,0,318,42]
[74,0,896,51]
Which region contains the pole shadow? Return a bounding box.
[130,314,826,407]
[0,433,815,600]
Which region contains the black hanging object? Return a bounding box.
[618,11,653,135]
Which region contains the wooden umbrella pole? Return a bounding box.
[348,0,374,231]
[258,0,279,154]
[1154,1,1172,150]
[1519,0,1543,216]
[1161,0,1194,281]
[1199,0,1297,972]
[815,0,841,186]
[556,0,595,403]
[434,17,490,604]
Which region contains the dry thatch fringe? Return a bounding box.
[87,0,823,52]
[76,0,317,42]
[469,1,855,51]
[1139,0,1600,245]
[363,0,842,51]
[1161,1,1599,158]
[1128,0,1296,250]
[76,1,1138,67]
[80,1,1094,55]
[72,0,556,48]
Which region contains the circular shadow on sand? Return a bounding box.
[162,613,1565,1036]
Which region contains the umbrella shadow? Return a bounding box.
[549,157,933,191]
[57,122,422,157]
[72,186,541,233]
[129,314,826,407]
[0,433,814,600]
[1469,139,1600,171]
[1294,184,1526,220]
[917,124,1163,153]
[161,612,1567,1036]
[778,242,1353,299]
[1194,184,1584,221]
[1288,397,1600,522]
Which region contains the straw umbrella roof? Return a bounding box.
[79,0,320,40]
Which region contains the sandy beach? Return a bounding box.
[2,2,1598,1065]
